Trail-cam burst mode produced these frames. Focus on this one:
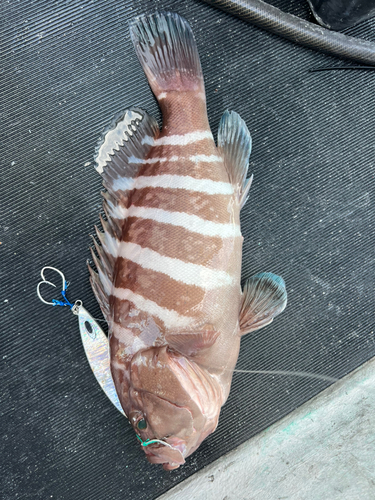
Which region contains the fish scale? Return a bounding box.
[89,11,287,470]
[130,187,233,224]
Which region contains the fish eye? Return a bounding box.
[137,418,147,430]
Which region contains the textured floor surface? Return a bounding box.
[159,356,375,500]
[1,0,375,499]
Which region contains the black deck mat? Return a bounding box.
[2,1,375,498]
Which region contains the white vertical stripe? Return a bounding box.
[128,155,219,165]
[119,241,234,289]
[112,288,193,329]
[189,154,223,163]
[112,323,147,353]
[100,231,120,259]
[111,174,234,195]
[127,156,172,165]
[142,131,213,146]
[125,206,241,238]
[98,267,112,296]
[111,177,136,191]
[106,198,129,220]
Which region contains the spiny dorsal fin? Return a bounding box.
[89,107,159,322]
[239,272,287,335]
[217,110,253,209]
[95,107,159,200]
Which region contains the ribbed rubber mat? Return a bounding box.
[1,1,374,499]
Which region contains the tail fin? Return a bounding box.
[130,12,204,96]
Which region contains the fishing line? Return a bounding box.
[89,317,107,323]
[310,66,375,72]
[232,368,337,383]
[136,434,174,449]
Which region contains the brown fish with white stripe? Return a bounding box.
[89,11,287,470]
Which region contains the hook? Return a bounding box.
[37,266,74,309]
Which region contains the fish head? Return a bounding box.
[128,345,223,469]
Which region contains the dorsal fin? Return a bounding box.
[89,107,159,322]
[217,110,253,209]
[95,107,159,198]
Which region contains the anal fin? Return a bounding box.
[239,272,287,335]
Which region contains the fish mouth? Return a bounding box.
[143,438,187,470]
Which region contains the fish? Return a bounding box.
[89,11,287,470]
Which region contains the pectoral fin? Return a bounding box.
[166,330,220,356]
[239,272,287,335]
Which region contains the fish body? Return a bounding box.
[90,12,287,469]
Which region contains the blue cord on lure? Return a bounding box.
[51,281,75,309]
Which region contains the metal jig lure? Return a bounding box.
[37,266,125,415]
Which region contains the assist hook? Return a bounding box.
[37,266,80,313]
